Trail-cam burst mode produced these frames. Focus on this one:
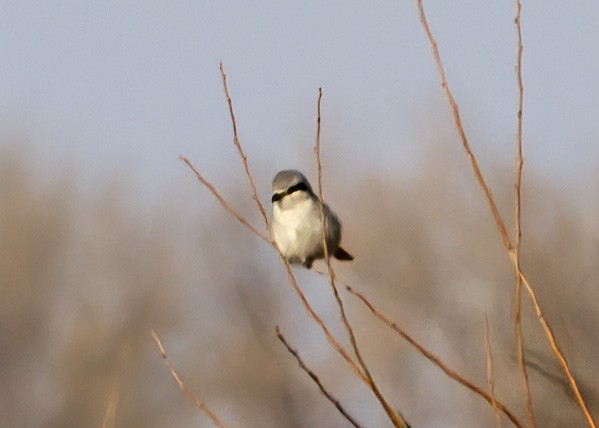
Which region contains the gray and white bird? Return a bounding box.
[270,170,353,269]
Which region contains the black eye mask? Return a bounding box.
[287,182,309,195]
[271,182,309,203]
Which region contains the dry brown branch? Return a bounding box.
[516,271,596,427]
[484,315,503,428]
[514,1,524,249]
[182,73,370,384]
[219,62,269,228]
[179,151,367,377]
[415,2,595,425]
[216,69,362,383]
[512,2,536,425]
[276,326,363,428]
[314,87,325,206]
[150,330,228,428]
[180,81,406,420]
[272,243,367,383]
[313,90,408,428]
[101,342,131,428]
[415,0,511,251]
[514,274,535,427]
[345,283,524,428]
[179,158,368,385]
[179,156,270,242]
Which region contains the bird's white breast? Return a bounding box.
[271,196,320,257]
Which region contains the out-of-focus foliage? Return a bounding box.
[0,137,596,427]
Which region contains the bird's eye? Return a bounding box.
[287,182,309,194]
[271,192,284,203]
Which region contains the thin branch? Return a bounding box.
[180,155,368,384]
[150,330,228,428]
[179,156,270,243]
[313,89,408,428]
[210,71,367,388]
[101,342,131,428]
[276,326,363,428]
[272,243,368,383]
[219,62,269,228]
[514,274,535,427]
[484,315,503,428]
[314,87,325,215]
[345,283,524,428]
[516,271,597,427]
[415,2,596,425]
[512,2,536,425]
[415,0,511,251]
[514,0,525,250]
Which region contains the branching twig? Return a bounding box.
[514,273,534,427]
[516,271,596,427]
[512,2,536,425]
[181,80,370,386]
[219,62,269,228]
[313,89,408,428]
[276,326,363,428]
[484,315,503,428]
[180,154,366,383]
[179,156,269,242]
[101,342,131,428]
[344,283,524,428]
[151,330,228,428]
[415,0,511,251]
[273,244,368,382]
[414,2,595,426]
[182,83,370,385]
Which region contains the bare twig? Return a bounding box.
[219,62,269,228]
[415,0,511,251]
[345,283,524,428]
[512,2,536,425]
[183,82,398,421]
[415,2,595,425]
[101,342,131,428]
[514,272,535,427]
[186,65,373,395]
[314,88,325,206]
[179,157,368,385]
[516,270,596,427]
[276,326,363,428]
[273,243,367,383]
[514,1,525,249]
[183,70,369,384]
[179,156,270,242]
[313,89,408,428]
[150,330,228,428]
[484,315,503,428]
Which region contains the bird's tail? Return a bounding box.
[333,246,354,261]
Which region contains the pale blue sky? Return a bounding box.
[1,2,598,195]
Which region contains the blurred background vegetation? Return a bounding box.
[2,2,599,427]
[1,127,597,427]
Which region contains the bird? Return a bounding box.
[270,170,353,269]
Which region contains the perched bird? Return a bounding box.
[270,170,353,269]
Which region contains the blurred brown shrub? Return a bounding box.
[0,138,596,427]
